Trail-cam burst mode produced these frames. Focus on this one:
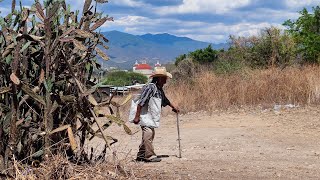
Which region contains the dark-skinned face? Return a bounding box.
[157,76,167,87]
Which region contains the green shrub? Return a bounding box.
[102,71,148,86]
[174,45,219,65]
[283,6,320,63]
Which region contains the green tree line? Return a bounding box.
[102,71,148,86]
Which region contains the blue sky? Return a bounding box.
[0,0,319,43]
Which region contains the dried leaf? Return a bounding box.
[29,34,45,41]
[50,101,59,114]
[60,27,75,38]
[35,2,45,20]
[39,69,45,84]
[99,34,109,43]
[36,22,45,29]
[60,95,76,103]
[73,39,87,51]
[21,8,29,22]
[90,17,113,31]
[2,43,15,58]
[16,119,24,126]
[123,124,132,135]
[35,11,44,22]
[32,86,40,93]
[20,41,32,53]
[59,37,73,43]
[75,29,94,38]
[49,125,70,135]
[96,0,108,3]
[48,1,60,19]
[95,47,109,61]
[11,0,15,14]
[102,44,109,50]
[0,87,11,94]
[21,84,46,105]
[67,127,78,152]
[88,94,98,106]
[83,0,93,14]
[10,73,20,85]
[105,115,124,126]
[83,86,97,96]
[120,94,132,106]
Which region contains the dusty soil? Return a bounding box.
[88,106,320,179]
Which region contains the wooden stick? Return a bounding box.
[176,113,182,158]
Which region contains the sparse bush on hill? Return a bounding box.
[225,27,297,68]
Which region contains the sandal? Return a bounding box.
[145,157,161,163]
[135,157,145,162]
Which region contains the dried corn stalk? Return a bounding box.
[0,0,130,170]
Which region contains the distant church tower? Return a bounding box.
[154,61,161,69]
[133,60,139,71]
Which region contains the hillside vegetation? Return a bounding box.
[168,6,320,112]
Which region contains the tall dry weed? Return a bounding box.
[166,66,320,113]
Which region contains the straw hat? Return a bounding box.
[150,67,172,79]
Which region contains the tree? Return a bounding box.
[189,44,219,64]
[174,45,219,65]
[175,54,186,66]
[283,6,320,63]
[102,71,148,86]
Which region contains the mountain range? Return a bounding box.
[99,31,228,70]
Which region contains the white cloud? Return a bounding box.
[247,9,300,21]
[285,0,319,9]
[110,0,146,7]
[156,0,251,15]
[186,34,226,43]
[110,15,153,26]
[176,22,284,42]
[103,14,286,43]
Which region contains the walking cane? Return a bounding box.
[173,109,182,158]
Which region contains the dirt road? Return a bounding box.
[90,106,320,179]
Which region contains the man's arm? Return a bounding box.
[133,105,142,124]
[169,102,180,113]
[162,92,180,113]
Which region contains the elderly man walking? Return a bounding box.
[129,67,179,162]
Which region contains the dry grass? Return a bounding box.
[117,65,320,116]
[166,66,320,113]
[4,154,140,180]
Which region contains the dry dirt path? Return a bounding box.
[90,107,320,179]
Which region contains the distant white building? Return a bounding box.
[133,60,163,78]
